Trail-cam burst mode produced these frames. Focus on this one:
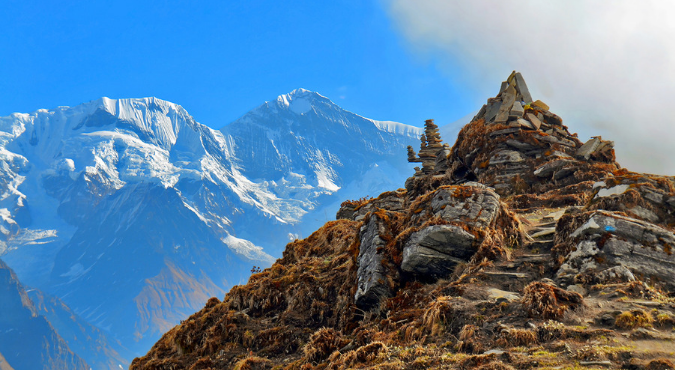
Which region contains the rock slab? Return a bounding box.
[355,214,392,310]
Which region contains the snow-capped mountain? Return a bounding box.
[0,91,421,365]
[220,89,423,249]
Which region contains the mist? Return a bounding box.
[384,0,675,175]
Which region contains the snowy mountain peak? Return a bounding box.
[273,88,328,116]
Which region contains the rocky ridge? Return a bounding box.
[131,73,675,370]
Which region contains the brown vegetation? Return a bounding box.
[521,281,583,320]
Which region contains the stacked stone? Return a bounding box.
[464,71,614,193]
[474,71,564,133]
[408,119,445,176]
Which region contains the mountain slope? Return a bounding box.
[0,92,421,362]
[27,287,131,369]
[132,73,675,370]
[0,259,89,370]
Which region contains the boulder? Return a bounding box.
[355,213,392,310]
[667,196,675,207]
[595,265,635,283]
[537,133,576,147]
[429,183,501,228]
[401,225,477,276]
[505,139,537,151]
[434,147,452,173]
[489,128,521,138]
[401,244,466,277]
[556,211,675,289]
[640,186,666,204]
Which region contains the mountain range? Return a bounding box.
[0,89,429,368]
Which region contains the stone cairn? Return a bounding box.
[407,119,448,176]
[480,70,547,127]
[407,71,615,193]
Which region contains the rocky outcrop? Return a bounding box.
[336,190,407,221]
[401,225,475,276]
[556,211,675,289]
[354,212,394,310]
[401,182,516,277]
[427,183,501,228]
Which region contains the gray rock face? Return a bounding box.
[534,159,574,178]
[429,183,501,228]
[336,192,406,221]
[485,99,502,122]
[490,150,525,165]
[336,204,357,220]
[505,139,537,151]
[596,265,636,283]
[401,225,476,276]
[401,244,466,277]
[401,184,504,278]
[354,213,392,310]
[557,211,675,289]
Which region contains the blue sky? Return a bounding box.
[0,0,477,129]
[3,0,675,174]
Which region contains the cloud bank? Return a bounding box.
[384,0,675,175]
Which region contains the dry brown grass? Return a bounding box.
[521,281,583,320]
[233,356,273,370]
[302,328,347,363]
[456,324,485,354]
[496,328,538,348]
[131,220,362,370]
[615,309,655,329]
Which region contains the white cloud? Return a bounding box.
[384,0,675,175]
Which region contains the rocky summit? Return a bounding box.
[131,73,675,370]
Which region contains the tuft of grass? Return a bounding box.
[521,281,583,320]
[615,309,654,329]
